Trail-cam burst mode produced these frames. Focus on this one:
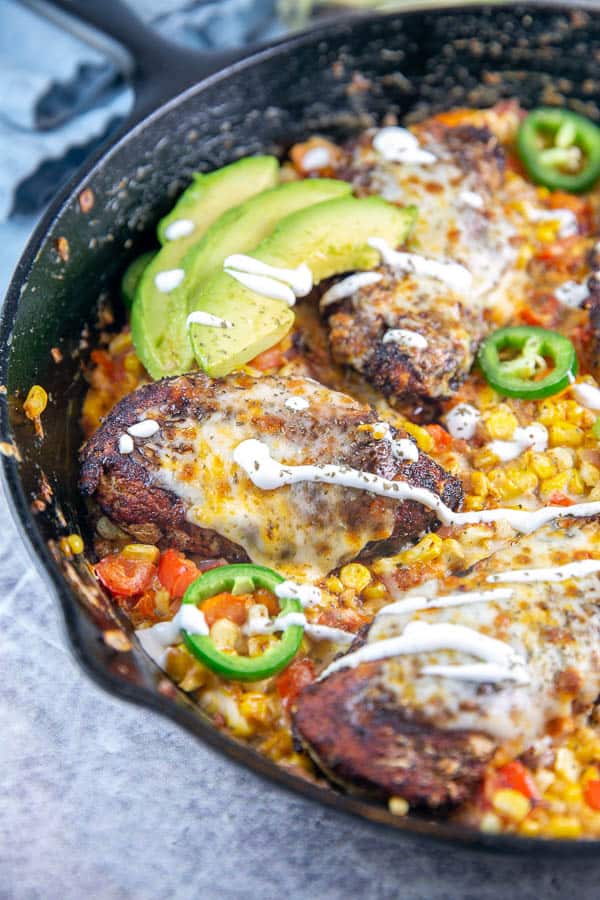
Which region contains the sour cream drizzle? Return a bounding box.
[319,620,530,685]
[445,403,481,440]
[154,268,185,293]
[244,609,354,644]
[223,254,313,304]
[570,381,600,411]
[127,419,160,438]
[368,237,472,295]
[164,219,195,240]
[382,329,428,349]
[376,588,514,618]
[186,311,233,329]
[320,272,382,307]
[369,421,419,462]
[373,127,437,165]
[487,559,600,584]
[487,424,548,463]
[136,605,209,667]
[233,438,600,534]
[555,280,590,308]
[275,580,321,607]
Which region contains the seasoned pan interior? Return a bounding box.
[4,3,600,849]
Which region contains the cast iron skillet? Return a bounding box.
[3,0,600,853]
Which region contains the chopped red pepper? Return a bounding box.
[497,760,539,800]
[158,549,200,599]
[426,423,453,449]
[584,779,600,810]
[276,658,316,711]
[95,554,156,597]
[547,491,575,507]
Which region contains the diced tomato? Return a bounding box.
[519,307,545,327]
[200,592,253,627]
[496,761,539,800]
[95,554,156,597]
[584,780,600,810]
[158,548,200,599]
[132,590,159,618]
[426,424,453,449]
[547,491,575,507]
[276,658,316,711]
[249,345,285,371]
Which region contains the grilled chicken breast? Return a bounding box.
[323,116,519,405]
[80,373,462,578]
[294,518,600,805]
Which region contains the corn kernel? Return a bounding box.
[536,221,559,242]
[473,448,501,470]
[519,817,541,837]
[547,816,583,839]
[339,563,371,592]
[555,747,580,783]
[569,471,585,495]
[154,587,170,616]
[479,812,502,833]
[108,332,132,355]
[536,769,556,793]
[388,796,409,816]
[484,406,518,440]
[239,692,274,725]
[59,537,73,558]
[580,461,600,487]
[582,766,600,785]
[325,576,343,594]
[470,471,489,497]
[65,533,84,555]
[548,447,576,470]
[562,783,583,805]
[248,634,277,657]
[121,543,160,564]
[362,582,387,601]
[540,470,571,497]
[530,452,556,480]
[441,538,466,568]
[402,421,434,453]
[492,788,531,821]
[24,384,48,420]
[399,533,442,565]
[210,618,242,653]
[550,422,584,448]
[123,352,143,375]
[465,495,486,511]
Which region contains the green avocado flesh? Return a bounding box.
[131,157,279,379]
[156,156,278,247]
[190,196,418,377]
[121,251,156,311]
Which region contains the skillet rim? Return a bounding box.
[3,0,600,853]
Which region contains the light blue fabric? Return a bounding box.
[0,0,281,297]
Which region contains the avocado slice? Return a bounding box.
[121,250,156,311]
[190,196,418,377]
[157,155,278,247]
[132,157,278,379]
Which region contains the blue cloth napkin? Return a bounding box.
[0,0,283,294]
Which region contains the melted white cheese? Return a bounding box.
[186,311,233,329]
[233,437,600,534]
[224,254,313,297]
[555,279,590,307]
[154,268,185,293]
[320,271,382,307]
[127,419,160,439]
[368,237,472,294]
[382,329,428,349]
[487,559,600,584]
[445,404,481,440]
[373,127,436,165]
[319,620,530,685]
[570,381,600,410]
[118,434,134,454]
[487,424,548,463]
[164,219,195,241]
[458,190,484,209]
[376,588,514,617]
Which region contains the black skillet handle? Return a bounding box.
[23,0,251,125]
